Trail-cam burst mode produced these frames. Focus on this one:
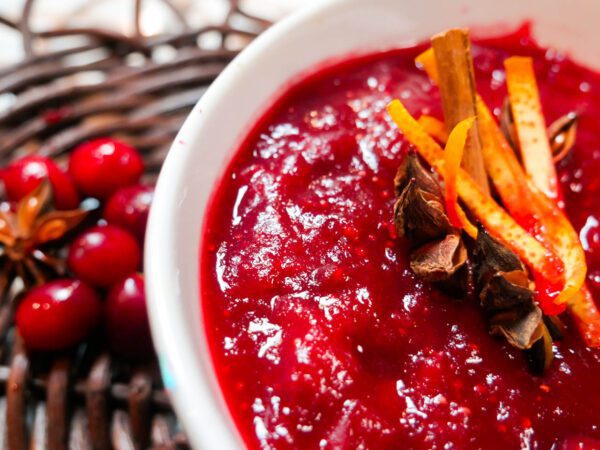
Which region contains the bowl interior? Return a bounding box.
[145,0,600,448]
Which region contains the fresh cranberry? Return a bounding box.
[1,155,79,210]
[16,279,102,350]
[103,184,154,242]
[69,138,144,199]
[68,225,141,288]
[106,273,153,358]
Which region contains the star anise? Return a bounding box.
[394,152,468,296]
[0,180,88,297]
[394,153,555,374]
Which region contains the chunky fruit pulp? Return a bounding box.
[202,27,600,449]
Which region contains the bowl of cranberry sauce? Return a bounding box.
[145,0,600,448]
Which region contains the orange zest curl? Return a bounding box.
[442,117,478,238]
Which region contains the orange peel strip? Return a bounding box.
[503,58,598,337]
[443,117,478,238]
[417,115,448,143]
[387,99,560,283]
[504,56,559,200]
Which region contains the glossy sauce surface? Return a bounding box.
[202,28,600,449]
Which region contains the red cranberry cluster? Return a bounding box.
[1,138,154,358]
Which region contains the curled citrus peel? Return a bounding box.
[413,48,599,344]
[442,116,478,239]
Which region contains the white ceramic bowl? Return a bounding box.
[145,0,600,448]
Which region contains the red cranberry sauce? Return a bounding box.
[202,28,600,449]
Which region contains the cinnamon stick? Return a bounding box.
[431,28,490,194]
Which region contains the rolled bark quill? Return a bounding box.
[431,28,490,194]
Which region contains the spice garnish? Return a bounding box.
[416,46,588,314]
[390,28,600,373]
[0,181,89,291]
[410,234,467,283]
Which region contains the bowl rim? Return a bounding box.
[145,1,347,449]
